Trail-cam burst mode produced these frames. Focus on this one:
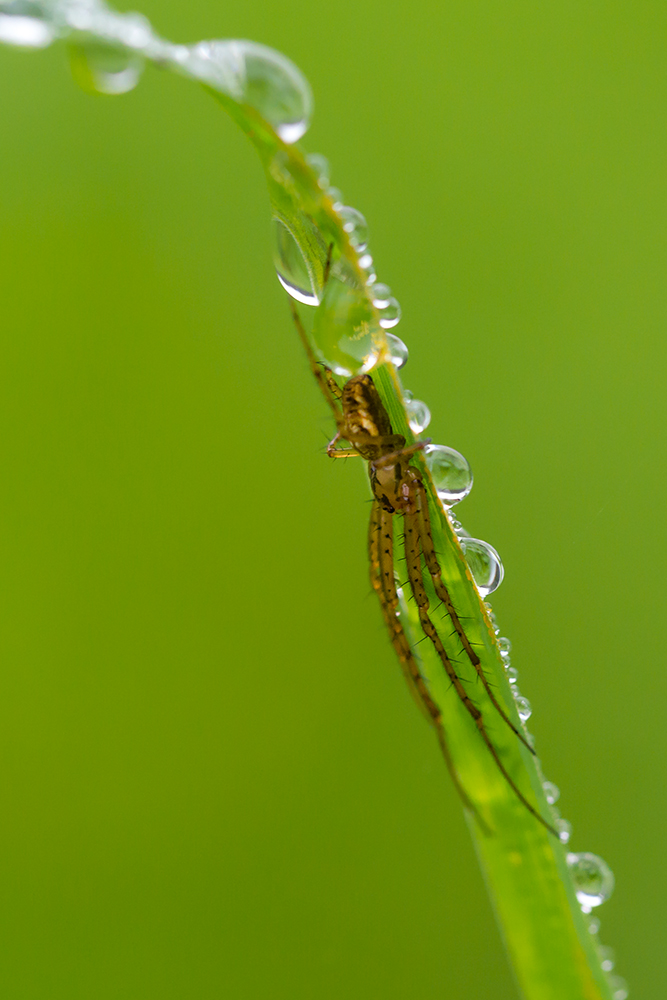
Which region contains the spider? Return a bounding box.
[291,301,556,837]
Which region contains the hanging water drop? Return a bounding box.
[326,186,344,209]
[425,444,473,505]
[70,42,144,94]
[567,852,615,911]
[557,818,572,844]
[0,11,54,47]
[460,537,504,596]
[338,205,368,252]
[542,780,560,805]
[273,218,319,305]
[506,666,519,685]
[514,695,532,722]
[609,975,629,1000]
[371,283,392,308]
[377,295,401,329]
[183,40,312,143]
[384,332,408,369]
[588,917,601,935]
[497,636,511,659]
[306,152,330,188]
[404,395,431,434]
[599,945,615,972]
[357,252,376,285]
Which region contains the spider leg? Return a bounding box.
[403,499,558,838]
[371,440,429,470]
[289,300,344,421]
[409,469,536,757]
[369,501,490,832]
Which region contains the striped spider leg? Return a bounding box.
[289,302,556,836]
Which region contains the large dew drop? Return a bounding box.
[183,39,312,143]
[566,852,615,912]
[460,537,504,596]
[424,444,473,504]
[273,218,319,306]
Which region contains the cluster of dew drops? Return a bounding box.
[0,3,627,997]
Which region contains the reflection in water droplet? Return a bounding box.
[506,666,519,685]
[378,295,401,329]
[557,818,572,844]
[425,444,473,505]
[514,695,532,722]
[183,39,312,143]
[599,945,615,972]
[460,537,504,596]
[385,332,408,369]
[273,218,319,306]
[404,395,431,434]
[542,780,560,805]
[609,975,629,1000]
[72,42,144,94]
[567,852,615,911]
[306,152,329,188]
[0,12,53,47]
[339,205,368,251]
[588,917,601,935]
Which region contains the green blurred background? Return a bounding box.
[0,1,664,997]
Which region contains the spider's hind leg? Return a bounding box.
[408,468,536,757]
[369,500,491,833]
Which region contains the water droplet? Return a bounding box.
[424,444,473,505]
[338,205,368,252]
[609,975,629,1000]
[404,396,431,434]
[588,917,601,935]
[371,283,392,308]
[306,152,330,188]
[70,42,144,94]
[567,852,615,910]
[384,332,408,369]
[506,666,519,685]
[184,40,312,143]
[497,636,511,658]
[514,695,532,722]
[326,186,344,208]
[557,818,572,844]
[273,218,319,305]
[357,252,376,285]
[599,945,615,972]
[377,295,401,329]
[542,780,560,805]
[460,537,504,596]
[312,265,380,376]
[0,12,54,47]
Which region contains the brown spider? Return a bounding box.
[291,301,556,837]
